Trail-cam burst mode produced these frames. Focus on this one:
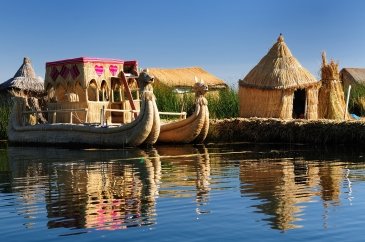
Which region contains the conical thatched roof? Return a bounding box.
[0,57,44,94]
[239,34,318,89]
[147,67,227,89]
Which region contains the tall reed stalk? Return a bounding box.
[206,87,239,119]
[154,84,239,119]
[0,97,11,139]
[348,84,365,116]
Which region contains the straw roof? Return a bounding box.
[147,67,227,89]
[239,34,318,90]
[0,57,44,94]
[340,68,365,85]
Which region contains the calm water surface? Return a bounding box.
[0,142,365,241]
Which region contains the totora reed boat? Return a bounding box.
[157,81,209,144]
[8,57,160,147]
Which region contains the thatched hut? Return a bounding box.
[0,57,45,98]
[340,68,365,90]
[340,68,365,115]
[238,34,320,119]
[318,52,349,119]
[147,67,227,94]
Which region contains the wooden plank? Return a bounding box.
[119,71,138,119]
[159,111,187,119]
[22,108,88,114]
[104,109,139,113]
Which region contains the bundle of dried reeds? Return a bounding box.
[318,52,348,120]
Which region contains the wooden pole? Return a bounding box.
[344,85,352,120]
[120,71,138,119]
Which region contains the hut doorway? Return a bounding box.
[293,89,306,119]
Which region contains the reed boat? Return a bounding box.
[7,57,160,147]
[157,82,209,144]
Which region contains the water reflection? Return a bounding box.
[236,144,365,231]
[3,147,161,231]
[1,143,365,236]
[239,159,319,230]
[157,145,211,215]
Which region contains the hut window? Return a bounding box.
[113,84,121,102]
[75,81,86,102]
[46,84,56,103]
[293,89,306,119]
[55,84,67,102]
[131,89,139,100]
[88,80,98,101]
[99,80,109,102]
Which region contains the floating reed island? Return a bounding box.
[216,34,362,145]
[207,118,365,145]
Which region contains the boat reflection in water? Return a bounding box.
[157,145,211,216]
[5,146,161,231]
[1,143,363,235]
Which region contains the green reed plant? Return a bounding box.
[154,84,239,119]
[206,87,239,119]
[154,84,195,118]
[0,98,11,139]
[347,84,365,116]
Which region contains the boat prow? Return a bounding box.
[157,82,209,144]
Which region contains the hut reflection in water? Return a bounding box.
[1,144,362,232]
[239,156,344,230]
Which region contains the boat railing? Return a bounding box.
[102,108,140,125]
[159,111,187,119]
[22,108,88,125]
[103,108,140,113]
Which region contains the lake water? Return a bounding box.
[1,142,365,242]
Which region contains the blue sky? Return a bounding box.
[1,0,365,87]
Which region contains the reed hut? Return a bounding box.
[318,52,349,119]
[0,57,45,98]
[340,68,365,90]
[340,68,365,115]
[238,34,320,119]
[147,67,227,94]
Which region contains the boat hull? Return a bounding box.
[7,91,160,147]
[157,96,209,144]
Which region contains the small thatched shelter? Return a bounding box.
[238,34,320,119]
[147,67,227,93]
[0,57,45,98]
[340,68,365,115]
[318,52,349,119]
[340,68,365,90]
